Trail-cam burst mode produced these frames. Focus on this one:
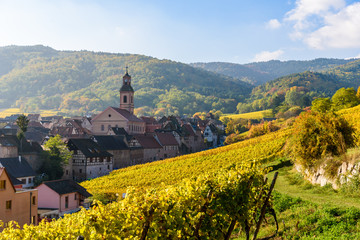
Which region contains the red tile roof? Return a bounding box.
[134,135,162,149]
[111,107,144,122]
[155,132,179,146]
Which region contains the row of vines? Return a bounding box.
[81,129,290,199]
[1,163,277,239]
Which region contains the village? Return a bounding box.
[0,69,225,227]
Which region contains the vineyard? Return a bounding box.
[220,110,271,121]
[1,163,277,239]
[81,129,290,198]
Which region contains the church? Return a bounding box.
[91,68,146,135]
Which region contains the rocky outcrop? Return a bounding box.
[295,161,360,189]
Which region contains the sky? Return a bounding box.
[0,0,360,64]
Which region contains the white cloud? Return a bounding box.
[304,3,360,49]
[266,19,281,29]
[253,50,284,62]
[284,0,360,50]
[285,0,345,31]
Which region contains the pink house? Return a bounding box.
[36,179,91,219]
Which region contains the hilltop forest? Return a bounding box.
[0,45,251,116]
[1,45,360,117]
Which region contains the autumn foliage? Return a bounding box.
[289,111,354,169]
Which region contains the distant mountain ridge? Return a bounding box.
[190,58,356,86]
[0,45,252,116]
[236,59,360,113]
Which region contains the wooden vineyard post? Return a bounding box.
[252,172,278,240]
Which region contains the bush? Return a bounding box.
[288,111,354,169]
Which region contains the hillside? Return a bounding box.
[81,129,289,196]
[190,58,354,86]
[0,45,252,116]
[236,59,360,113]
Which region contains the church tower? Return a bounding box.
[119,67,134,114]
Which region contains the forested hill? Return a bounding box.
[237,59,360,113]
[191,58,355,86]
[0,45,252,116]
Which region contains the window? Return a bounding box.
[107,165,110,170]
[6,200,11,210]
[108,125,111,130]
[32,196,36,205]
[74,194,77,200]
[31,216,36,224]
[0,180,5,190]
[21,179,26,184]
[65,196,69,208]
[123,95,127,103]
[101,125,104,131]
[29,178,32,183]
[66,170,69,175]
[79,169,82,173]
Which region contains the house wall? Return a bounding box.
[36,184,60,209]
[0,173,38,227]
[0,145,18,158]
[17,176,35,188]
[163,145,179,159]
[143,148,163,162]
[109,149,131,169]
[59,193,78,213]
[86,161,113,179]
[130,148,144,165]
[22,153,43,172]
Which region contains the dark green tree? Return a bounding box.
[40,135,72,180]
[16,114,29,152]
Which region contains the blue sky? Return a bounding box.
[0,0,360,63]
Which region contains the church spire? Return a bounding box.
[120,67,134,114]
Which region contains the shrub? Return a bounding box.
[288,111,354,169]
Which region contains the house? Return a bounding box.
[141,116,162,133]
[0,156,36,188]
[92,135,131,169]
[180,123,204,154]
[36,179,91,219]
[0,135,44,172]
[154,132,179,159]
[67,138,113,181]
[133,135,164,162]
[0,167,38,227]
[203,123,218,148]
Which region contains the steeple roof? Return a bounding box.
[120,67,134,92]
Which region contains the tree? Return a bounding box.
[311,97,332,113]
[289,111,354,169]
[16,114,29,152]
[331,87,359,111]
[40,135,72,180]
